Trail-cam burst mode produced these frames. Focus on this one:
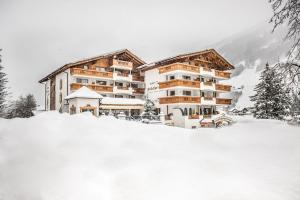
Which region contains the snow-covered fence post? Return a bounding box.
[159,111,165,124]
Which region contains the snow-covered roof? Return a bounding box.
[65,86,103,100]
[101,97,145,105]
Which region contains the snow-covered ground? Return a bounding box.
[0,112,299,200]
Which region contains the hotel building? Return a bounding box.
[39,48,234,128]
[140,49,234,128]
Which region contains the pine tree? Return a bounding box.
[250,63,291,120]
[7,94,37,118]
[291,92,300,117]
[0,49,8,117]
[142,98,156,118]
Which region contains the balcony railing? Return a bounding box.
[203,97,214,101]
[215,84,231,92]
[203,82,213,86]
[132,75,144,82]
[112,59,133,69]
[215,70,231,79]
[216,98,232,105]
[159,63,199,74]
[159,96,201,104]
[159,79,200,89]
[70,68,113,78]
[133,88,145,94]
[71,83,113,92]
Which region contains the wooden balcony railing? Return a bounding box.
[71,83,113,92]
[159,79,200,89]
[112,59,133,68]
[203,82,213,86]
[159,96,201,104]
[203,97,214,101]
[203,67,212,72]
[133,88,145,94]
[71,68,113,78]
[116,72,129,77]
[132,75,144,82]
[215,70,231,79]
[159,63,199,74]
[216,98,232,105]
[215,84,231,92]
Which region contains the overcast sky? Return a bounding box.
[0,0,272,106]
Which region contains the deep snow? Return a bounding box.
[0,112,299,200]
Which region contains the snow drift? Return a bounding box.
[0,112,299,200]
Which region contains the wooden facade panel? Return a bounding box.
[159,96,201,104]
[70,83,113,92]
[216,98,231,105]
[215,84,231,92]
[159,79,200,89]
[70,68,113,78]
[159,63,199,74]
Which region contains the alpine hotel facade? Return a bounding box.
[39,49,234,128]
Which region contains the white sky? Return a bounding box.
[0,0,273,106]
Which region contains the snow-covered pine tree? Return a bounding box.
[0,49,8,117]
[250,63,291,120]
[291,92,300,117]
[7,94,37,118]
[142,98,156,119]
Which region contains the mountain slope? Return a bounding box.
[212,23,292,109]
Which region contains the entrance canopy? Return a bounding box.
[65,86,103,100]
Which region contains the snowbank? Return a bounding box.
[0,112,299,200]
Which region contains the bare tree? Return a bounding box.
[269,0,300,59]
[269,0,300,86]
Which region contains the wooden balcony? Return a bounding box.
[159,96,201,104]
[216,98,232,105]
[215,84,231,92]
[112,59,133,70]
[133,88,145,94]
[215,70,231,79]
[159,79,200,89]
[159,63,199,74]
[132,75,144,82]
[203,81,213,86]
[70,68,113,79]
[70,83,113,92]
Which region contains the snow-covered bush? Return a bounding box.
[6,94,37,118]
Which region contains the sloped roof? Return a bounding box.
[39,49,145,83]
[65,86,103,100]
[138,49,234,71]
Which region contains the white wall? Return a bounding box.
[55,69,71,111]
[144,68,164,107]
[68,98,99,116]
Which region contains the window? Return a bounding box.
[59,79,63,90]
[183,90,191,96]
[182,75,191,80]
[59,92,62,103]
[170,91,175,96]
[169,75,175,80]
[83,65,88,70]
[96,80,107,85]
[76,78,88,84]
[115,95,123,98]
